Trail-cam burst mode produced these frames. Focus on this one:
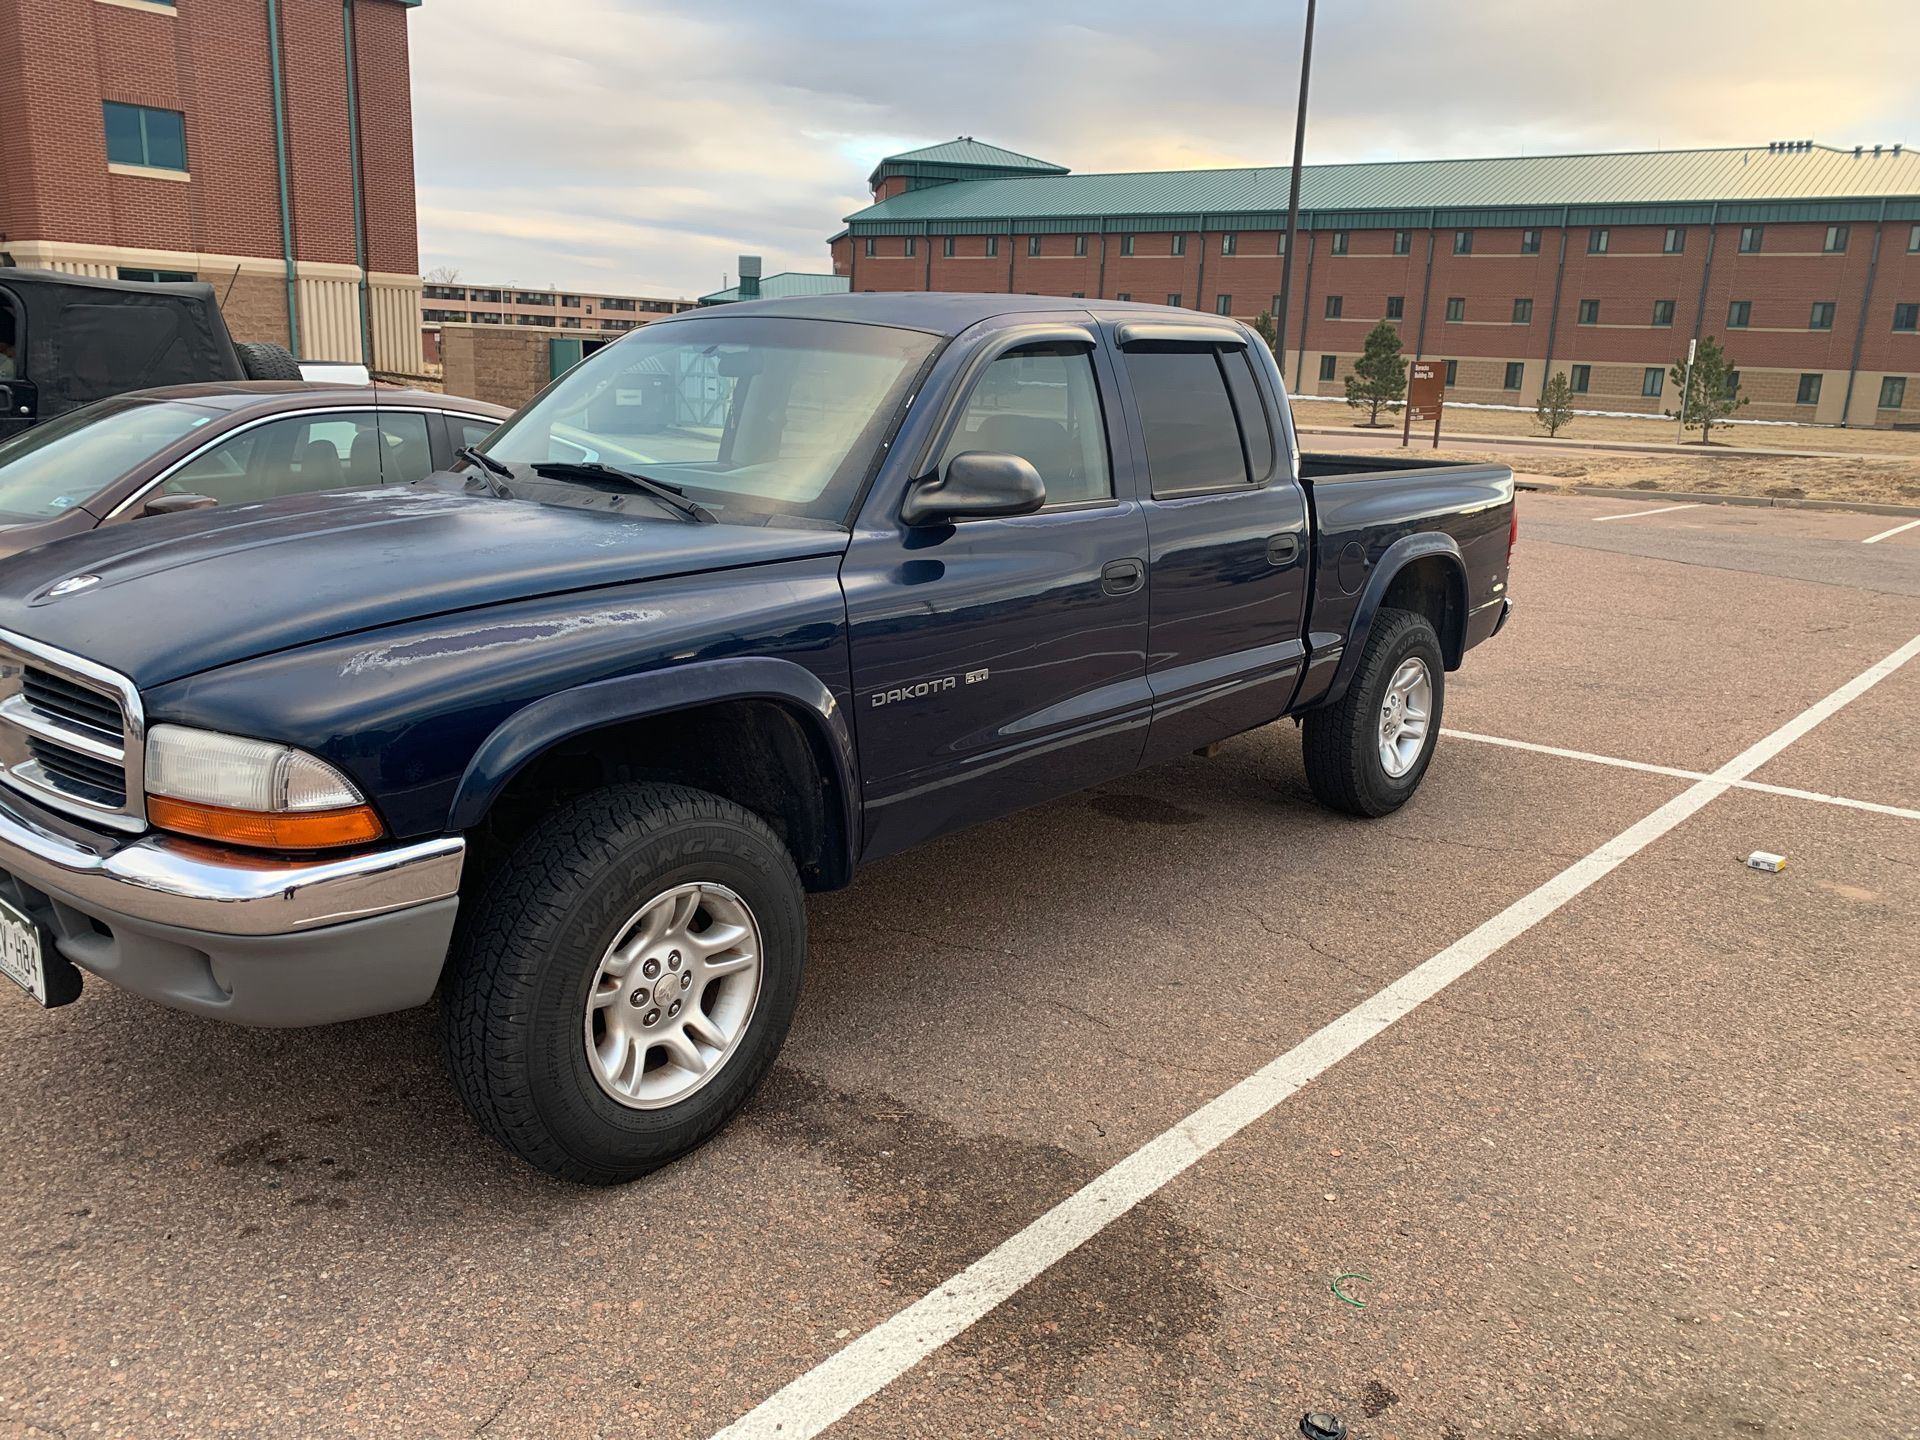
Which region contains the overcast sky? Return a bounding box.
[408,0,1920,301]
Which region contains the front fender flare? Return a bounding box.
[1319,533,1467,708]
[447,656,859,867]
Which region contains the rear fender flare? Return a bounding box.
[1319,534,1467,708]
[447,656,859,872]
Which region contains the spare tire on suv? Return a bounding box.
[234,341,302,381]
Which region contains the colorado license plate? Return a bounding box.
[0,894,51,1005]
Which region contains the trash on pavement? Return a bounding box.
[1745,851,1787,872]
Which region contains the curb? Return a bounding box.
[1514,481,1920,519]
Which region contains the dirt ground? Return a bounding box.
[1343,443,1920,507]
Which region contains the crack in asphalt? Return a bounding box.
[472,1339,578,1437]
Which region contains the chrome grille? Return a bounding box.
[0,630,146,832]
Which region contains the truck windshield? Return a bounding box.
[480,316,939,526]
[0,395,223,522]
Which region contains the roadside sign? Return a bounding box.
[1403,360,1445,448]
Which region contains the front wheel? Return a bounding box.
[440,782,806,1183]
[1302,607,1445,817]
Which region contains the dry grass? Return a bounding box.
[1294,401,1920,459]
[1338,443,1920,507]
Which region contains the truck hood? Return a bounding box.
[0,488,850,687]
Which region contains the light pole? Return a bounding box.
[1273,0,1317,377]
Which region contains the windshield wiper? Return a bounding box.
[529,461,716,524]
[456,445,513,496]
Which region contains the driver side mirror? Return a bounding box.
[143,492,218,518]
[900,452,1046,527]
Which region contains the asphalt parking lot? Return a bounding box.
[4,491,1918,1440]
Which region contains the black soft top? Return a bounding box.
[654,291,1186,337]
[0,266,241,413]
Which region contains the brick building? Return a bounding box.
[832,138,1920,426]
[0,0,424,371]
[419,282,693,367]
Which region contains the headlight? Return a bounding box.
[144,725,383,849]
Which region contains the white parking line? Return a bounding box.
[1862,516,1920,545]
[1593,502,1701,523]
[1445,729,1920,822]
[707,632,1920,1440]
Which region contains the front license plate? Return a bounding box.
[0,894,75,1007]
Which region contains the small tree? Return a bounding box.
[423,264,462,285]
[1343,320,1408,426]
[1535,371,1576,437]
[1667,335,1748,443]
[1251,309,1281,356]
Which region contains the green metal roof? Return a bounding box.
[879,138,1067,173]
[847,142,1920,233]
[697,271,850,306]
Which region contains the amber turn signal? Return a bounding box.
[147,795,385,850]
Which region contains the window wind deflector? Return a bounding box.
[1115,320,1248,349]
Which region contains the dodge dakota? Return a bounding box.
[0,294,1513,1181]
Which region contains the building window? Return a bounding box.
[1503,362,1524,390]
[1444,359,1458,386]
[1270,295,1283,317]
[1166,293,1181,307]
[1454,230,1473,255]
[1728,300,1751,328]
[1823,224,1849,254]
[1319,355,1337,382]
[1215,294,1232,315]
[1071,291,1085,299]
[1880,376,1908,410]
[1588,227,1610,254]
[1171,234,1186,256]
[102,101,187,171]
[1724,369,1741,397]
[1894,302,1918,332]
[1796,373,1823,405]
[1385,295,1404,320]
[1739,225,1763,253]
[1578,299,1600,325]
[1324,295,1343,319]
[1520,229,1540,255]
[1074,234,1088,257]
[1028,234,1041,257]
[985,235,998,257]
[1120,234,1134,256]
[1664,227,1686,254]
[117,267,194,283]
[1910,225,1920,253]
[1394,230,1412,255]
[1652,299,1675,327]
[1642,367,1664,397]
[942,236,955,258]
[904,237,916,257]
[1512,297,1533,324]
[1445,296,1465,322]
[1221,233,1237,256]
[1329,231,1348,255]
[1810,302,1835,330]
[1570,364,1591,393]
[1277,233,1288,255]
[864,238,876,257]
[1115,292,1131,302]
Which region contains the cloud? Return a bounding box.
[409,0,1920,297]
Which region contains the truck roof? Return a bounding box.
[657,291,1194,337]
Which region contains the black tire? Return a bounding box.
[440,783,806,1183]
[1302,607,1445,818]
[234,340,302,381]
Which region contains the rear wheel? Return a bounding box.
[1302,607,1444,817]
[234,340,302,381]
[440,782,806,1183]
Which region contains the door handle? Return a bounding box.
[1102,557,1145,596]
[1266,533,1301,566]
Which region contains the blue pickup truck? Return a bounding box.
[0,294,1512,1181]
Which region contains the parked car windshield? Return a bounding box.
[0,394,223,522]
[480,316,939,526]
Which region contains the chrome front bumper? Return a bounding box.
[0,788,465,1025]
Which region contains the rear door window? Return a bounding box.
[1123,347,1252,497]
